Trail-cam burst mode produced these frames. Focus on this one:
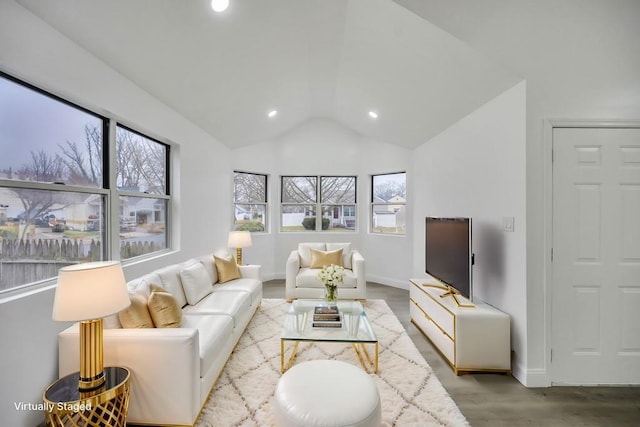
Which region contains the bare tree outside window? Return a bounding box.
[282,176,316,203]
[0,72,172,292]
[0,73,107,291]
[58,124,103,187]
[116,126,169,259]
[281,176,356,231]
[372,172,406,234]
[233,172,267,232]
[116,127,166,194]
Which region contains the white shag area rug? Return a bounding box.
[196,299,469,427]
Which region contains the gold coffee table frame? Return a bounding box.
[280,300,379,374]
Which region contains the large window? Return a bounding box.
[281,175,356,231]
[116,126,169,259]
[371,172,406,234]
[233,171,267,232]
[0,72,171,293]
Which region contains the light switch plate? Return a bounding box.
[503,216,515,232]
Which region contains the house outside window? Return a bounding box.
[233,171,267,232]
[371,172,406,234]
[281,175,356,231]
[116,126,170,259]
[0,72,172,293]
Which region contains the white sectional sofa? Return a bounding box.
[285,242,366,300]
[57,254,262,427]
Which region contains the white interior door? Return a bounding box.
[552,127,640,385]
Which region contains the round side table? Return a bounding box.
[43,366,130,427]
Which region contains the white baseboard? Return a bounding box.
[366,275,409,290]
[260,272,279,282]
[513,366,550,388]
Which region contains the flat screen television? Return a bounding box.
[425,217,473,300]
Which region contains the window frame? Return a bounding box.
[280,175,357,232]
[114,124,171,260]
[0,71,173,295]
[232,171,268,233]
[371,171,406,235]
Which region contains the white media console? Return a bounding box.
[409,278,511,375]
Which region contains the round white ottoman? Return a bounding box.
[273,360,381,427]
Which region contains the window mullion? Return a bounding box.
[107,119,119,260]
[317,174,323,231]
[0,179,109,195]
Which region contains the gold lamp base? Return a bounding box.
[79,319,105,392]
[236,247,243,266]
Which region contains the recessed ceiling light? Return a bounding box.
[211,0,229,12]
[368,111,379,119]
[268,110,278,118]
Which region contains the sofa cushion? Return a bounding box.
[118,293,154,328]
[156,263,191,308]
[212,278,262,307]
[298,243,326,268]
[148,286,182,328]
[214,254,240,283]
[182,314,234,378]
[197,255,218,284]
[296,268,358,288]
[103,313,122,329]
[309,248,343,269]
[182,291,251,328]
[326,243,353,269]
[180,262,213,305]
[127,276,155,300]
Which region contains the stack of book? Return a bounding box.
[312,305,342,328]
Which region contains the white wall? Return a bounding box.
[412,81,527,382]
[396,0,640,387]
[233,118,413,287]
[0,2,231,426]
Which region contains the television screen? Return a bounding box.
[425,217,473,300]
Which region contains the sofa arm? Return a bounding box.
[59,324,201,426]
[285,250,300,299]
[239,264,261,280]
[352,250,366,292]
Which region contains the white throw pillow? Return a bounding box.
[198,254,218,284]
[326,242,353,269]
[179,262,213,305]
[156,264,188,308]
[298,243,326,268]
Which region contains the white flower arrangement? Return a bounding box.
[317,264,345,287]
[318,264,344,303]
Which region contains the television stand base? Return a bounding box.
[422,283,474,308]
[410,278,511,375]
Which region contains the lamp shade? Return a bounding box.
[53,261,130,321]
[227,230,252,248]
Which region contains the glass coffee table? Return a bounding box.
[280,299,378,373]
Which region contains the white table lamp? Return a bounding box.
[228,231,252,265]
[53,261,130,392]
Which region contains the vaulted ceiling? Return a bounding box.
[16,0,523,149]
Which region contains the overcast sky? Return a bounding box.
[0,76,101,171]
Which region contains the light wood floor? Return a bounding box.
[265,281,640,427]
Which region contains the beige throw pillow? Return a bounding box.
[118,293,154,328]
[309,248,343,269]
[214,255,241,283]
[147,285,182,328]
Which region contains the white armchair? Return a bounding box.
[285,242,366,300]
